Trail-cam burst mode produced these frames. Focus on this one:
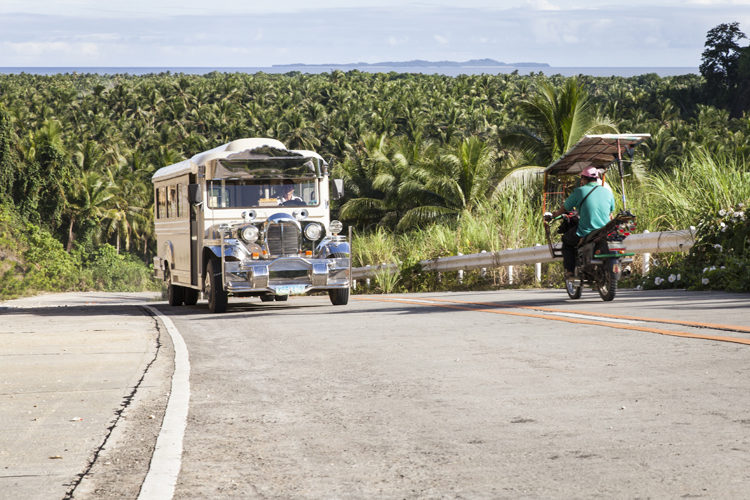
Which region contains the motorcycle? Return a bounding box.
[541,134,650,301]
[545,210,636,300]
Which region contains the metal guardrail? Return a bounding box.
[351,229,696,279]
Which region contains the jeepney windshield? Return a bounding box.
[208,179,320,209]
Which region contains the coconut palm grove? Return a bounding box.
[1,23,749,298]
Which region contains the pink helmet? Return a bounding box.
[581,166,599,179]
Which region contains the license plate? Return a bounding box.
[273,284,307,296]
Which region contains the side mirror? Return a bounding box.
[188,184,203,205]
[331,179,344,200]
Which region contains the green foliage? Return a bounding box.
[0,43,749,296]
[640,149,750,230]
[700,22,750,115]
[641,203,750,292]
[0,202,157,299]
[21,222,82,291]
[83,244,159,292]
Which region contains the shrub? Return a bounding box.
[641,203,750,292]
[84,244,159,292]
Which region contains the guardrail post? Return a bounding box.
[457,253,464,284]
[480,250,487,278]
[534,244,542,283]
[352,280,357,290]
[507,249,514,285]
[642,230,651,275]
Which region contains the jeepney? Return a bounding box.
[152,138,351,313]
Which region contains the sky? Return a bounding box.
[1,0,750,68]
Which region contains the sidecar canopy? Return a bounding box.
[544,134,651,177]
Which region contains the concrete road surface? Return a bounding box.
[0,292,165,499]
[2,288,750,498]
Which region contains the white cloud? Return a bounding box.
[5,41,99,58]
[685,0,750,4]
[2,2,749,67]
[524,0,562,10]
[434,34,449,45]
[387,35,409,46]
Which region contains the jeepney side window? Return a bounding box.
[178,184,188,218]
[167,185,178,218]
[157,187,167,219]
[208,180,230,208]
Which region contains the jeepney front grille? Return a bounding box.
[267,222,300,257]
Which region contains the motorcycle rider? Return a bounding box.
[546,166,615,279]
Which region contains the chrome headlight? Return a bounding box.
[329,220,343,235]
[304,222,323,241]
[240,225,259,242]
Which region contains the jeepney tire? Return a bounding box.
[274,295,288,301]
[328,288,349,306]
[166,270,184,306]
[260,294,275,302]
[205,257,228,313]
[183,288,199,306]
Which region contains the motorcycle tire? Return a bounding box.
[598,259,617,301]
[566,278,582,299]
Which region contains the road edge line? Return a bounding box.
[138,306,190,500]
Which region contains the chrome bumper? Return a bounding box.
[223,256,350,295]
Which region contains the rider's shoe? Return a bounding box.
[564,271,574,280]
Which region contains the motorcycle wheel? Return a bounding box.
[566,277,582,299]
[597,259,617,301]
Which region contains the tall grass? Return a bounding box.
[640,149,750,230]
[352,185,545,266]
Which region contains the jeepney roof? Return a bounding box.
[152,138,325,182]
[543,134,651,176]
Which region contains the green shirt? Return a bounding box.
[563,182,615,237]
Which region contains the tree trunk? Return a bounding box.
[66,217,75,252]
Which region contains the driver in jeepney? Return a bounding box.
[546,166,615,279]
[277,180,306,207]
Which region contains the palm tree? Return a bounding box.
[339,134,435,230]
[504,77,618,168]
[64,170,114,251]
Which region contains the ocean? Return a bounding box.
[0,66,697,78]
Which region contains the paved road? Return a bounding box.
[2,289,750,498]
[163,289,750,498]
[0,292,165,500]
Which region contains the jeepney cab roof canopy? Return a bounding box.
[543,134,651,177]
[151,138,327,182]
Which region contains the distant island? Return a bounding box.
[271,58,550,69]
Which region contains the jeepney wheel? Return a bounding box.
[328,288,349,306]
[205,257,227,313]
[274,295,288,301]
[183,288,199,306]
[166,269,184,306]
[260,294,275,302]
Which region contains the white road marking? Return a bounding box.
[544,311,644,325]
[139,306,191,500]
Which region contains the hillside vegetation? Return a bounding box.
[1,24,749,297]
